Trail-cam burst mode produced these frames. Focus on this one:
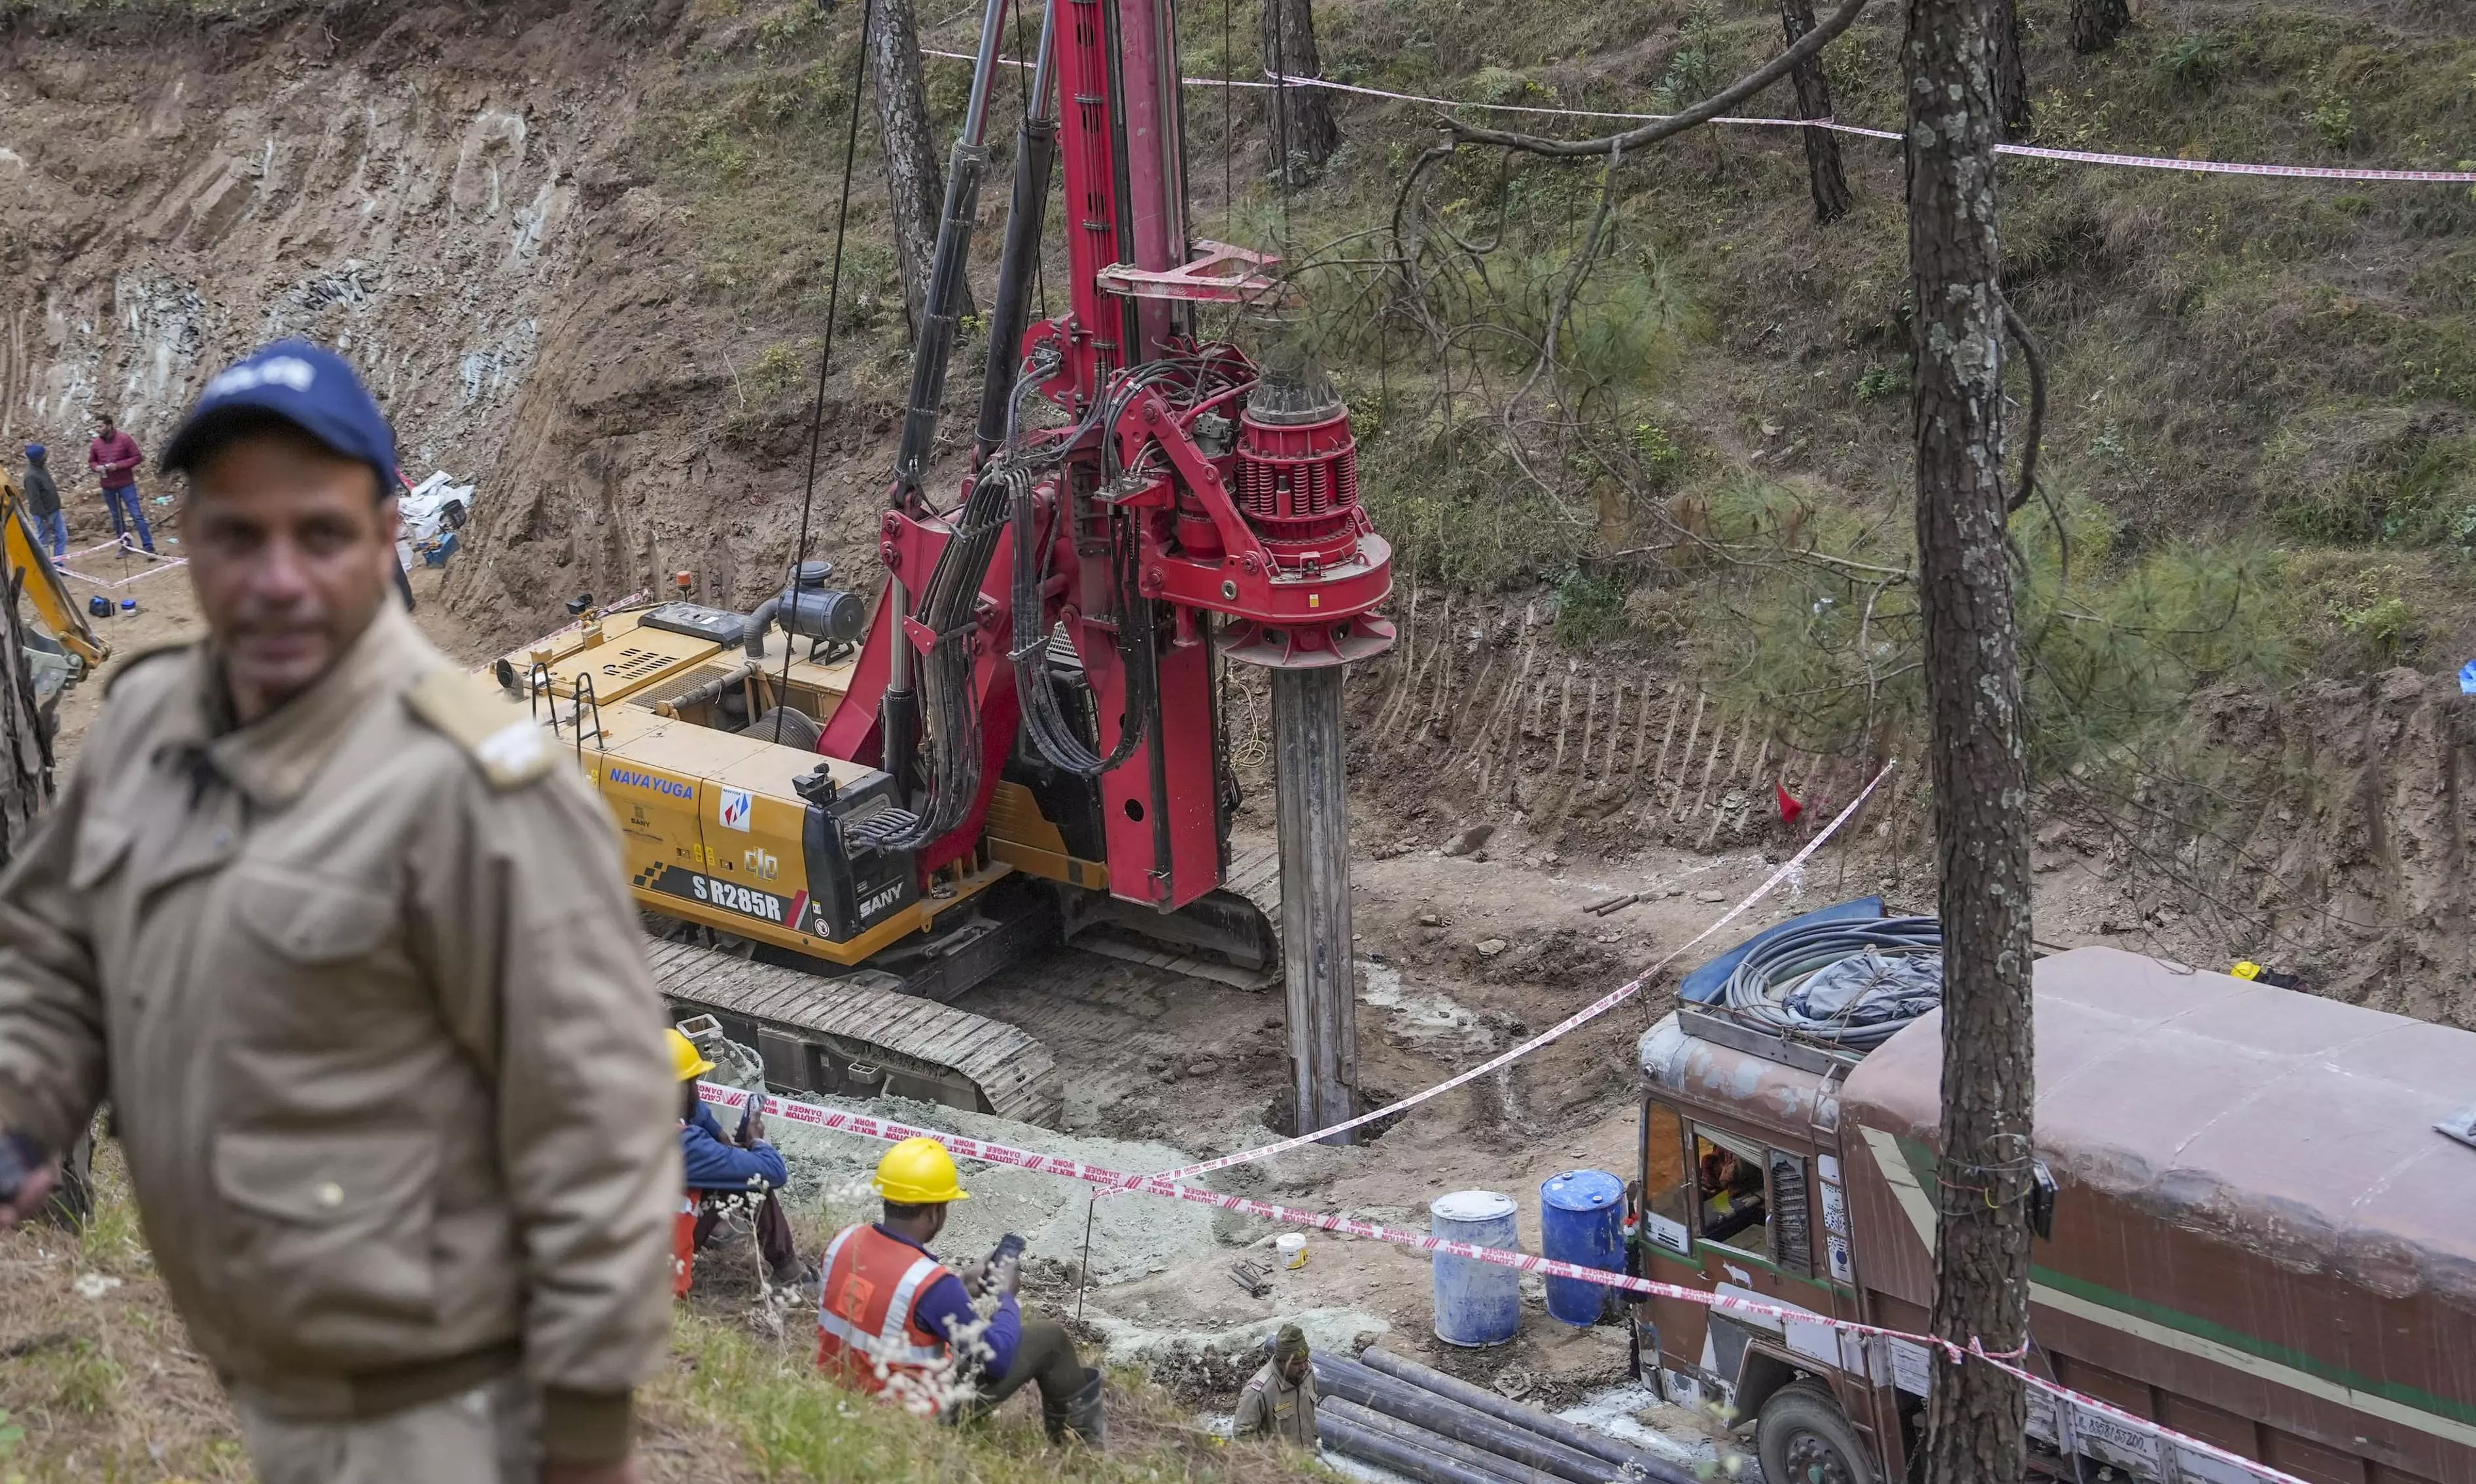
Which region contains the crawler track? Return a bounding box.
[646,939,1062,1127]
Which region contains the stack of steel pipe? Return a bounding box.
[1308,1348,1694,1484]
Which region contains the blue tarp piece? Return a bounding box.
[1677,895,1886,1005]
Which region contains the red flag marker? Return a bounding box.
[1775,782,1804,825]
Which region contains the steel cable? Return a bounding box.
[1722,915,1944,1050]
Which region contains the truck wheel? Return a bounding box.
[1756,1380,1875,1484]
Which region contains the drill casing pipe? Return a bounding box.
[1272,664,1358,1143]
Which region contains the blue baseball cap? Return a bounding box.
[162,339,398,490]
[22,445,41,461]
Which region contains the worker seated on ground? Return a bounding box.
[1232,1324,1319,1449]
[1699,1147,1768,1245]
[670,1029,808,1294]
[817,1136,1106,1445]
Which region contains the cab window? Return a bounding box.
[1692,1126,1772,1252]
[1638,1102,1694,1257]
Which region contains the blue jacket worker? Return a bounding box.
[20,447,64,559]
[672,1030,807,1292]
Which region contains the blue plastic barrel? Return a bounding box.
[1540,1169,1626,1326]
[1431,1190,1521,1347]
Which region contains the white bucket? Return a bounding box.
[1277,1232,1308,1270]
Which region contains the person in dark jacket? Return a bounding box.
[20,447,63,559]
[1232,1324,1319,1448]
[675,1041,807,1291]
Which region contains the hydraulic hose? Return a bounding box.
[742,596,782,658]
[892,0,1011,508]
[873,458,1016,850]
[1722,915,1944,1050]
[973,0,1059,464]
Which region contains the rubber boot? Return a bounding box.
[1043,1366,1106,1448]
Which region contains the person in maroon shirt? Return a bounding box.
[86,413,156,554]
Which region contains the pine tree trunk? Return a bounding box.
[1991,0,2031,140]
[1904,0,2035,1477]
[1779,0,1853,224]
[0,570,78,1226]
[869,0,972,337]
[2068,0,2129,53]
[0,572,53,863]
[1261,0,1339,183]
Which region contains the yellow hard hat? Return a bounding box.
[873,1136,969,1205]
[668,1028,716,1082]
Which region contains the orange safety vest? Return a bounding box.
[672,1192,699,1298]
[815,1224,954,1408]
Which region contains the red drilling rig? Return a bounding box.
[812,0,1394,1137]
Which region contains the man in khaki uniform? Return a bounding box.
[1232,1323,1319,1449]
[0,341,679,1483]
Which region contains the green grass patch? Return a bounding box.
[655,1313,1321,1484]
[1680,481,2296,777]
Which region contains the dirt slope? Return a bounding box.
[10,0,2476,1033]
[0,0,902,650]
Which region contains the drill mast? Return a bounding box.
[818,0,1393,1139]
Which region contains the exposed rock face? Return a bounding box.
[0,1,892,651]
[0,8,608,496]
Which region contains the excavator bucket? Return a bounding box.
[0,472,111,676]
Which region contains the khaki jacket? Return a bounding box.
[1233,1358,1319,1448]
[0,604,679,1464]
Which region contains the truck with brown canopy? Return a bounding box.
[1630,942,2476,1484]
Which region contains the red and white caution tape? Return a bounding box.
[702,1076,1930,1325]
[921,47,2476,184]
[701,1077,2314,1484]
[1100,757,1895,1194]
[1968,1343,2317,1484]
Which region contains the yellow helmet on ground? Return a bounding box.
[668,1028,716,1082]
[874,1136,970,1205]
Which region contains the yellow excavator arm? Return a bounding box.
[0,470,111,674]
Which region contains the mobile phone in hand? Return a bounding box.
[990,1232,1025,1268]
[736,1091,764,1143]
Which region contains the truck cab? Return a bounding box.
[1633,942,2476,1484]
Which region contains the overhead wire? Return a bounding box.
[775,0,880,748]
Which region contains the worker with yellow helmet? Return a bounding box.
[668,1029,805,1297]
[815,1135,1104,1443]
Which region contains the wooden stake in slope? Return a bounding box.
[1577,673,1601,784]
[1603,680,1628,785]
[1669,691,1706,816]
[1643,687,1682,795]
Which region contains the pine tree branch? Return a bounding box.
[1433,0,1872,159]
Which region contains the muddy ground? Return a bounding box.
[29,551,2256,1450]
[687,801,2157,1436]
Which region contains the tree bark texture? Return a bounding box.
[0,570,75,1225]
[0,572,53,865]
[1991,0,2031,140]
[869,0,971,337]
[1904,0,2035,1477]
[2068,0,2129,53]
[1262,0,1339,182]
[1778,0,1853,223]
